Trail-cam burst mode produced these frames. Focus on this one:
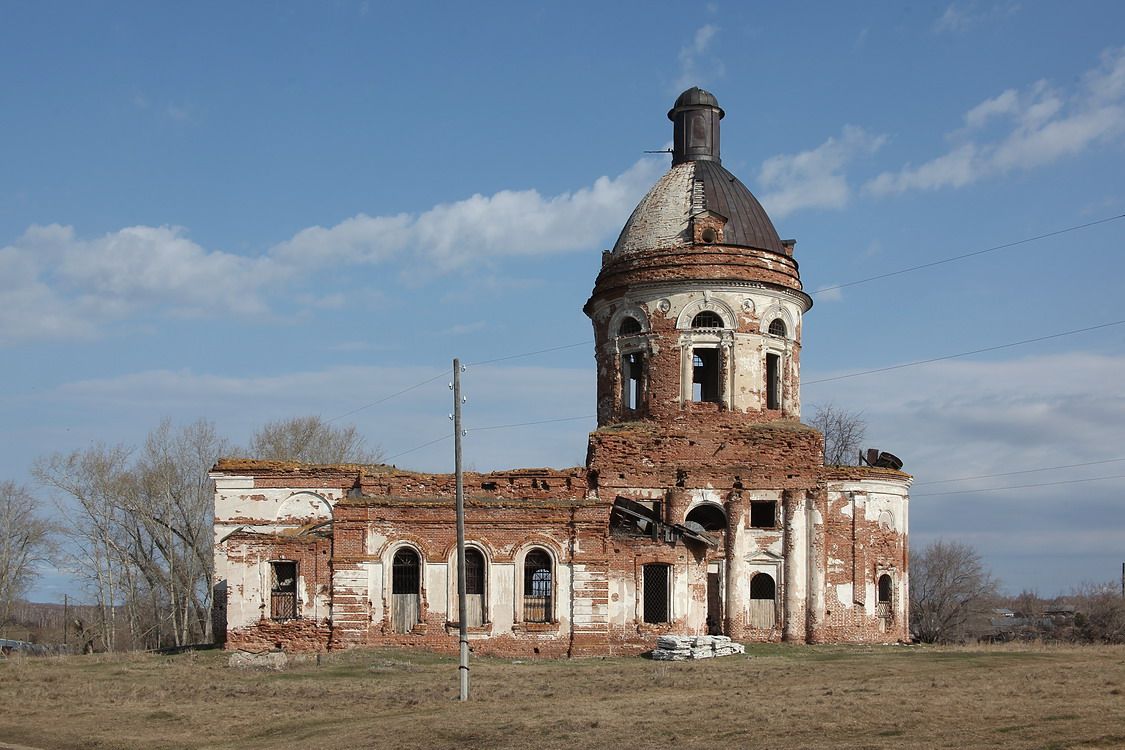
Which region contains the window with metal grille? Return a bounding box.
[643,564,670,623]
[692,348,720,402]
[619,316,642,335]
[768,318,787,337]
[750,573,775,601]
[691,311,723,328]
[877,574,893,622]
[269,561,297,621]
[392,548,420,594]
[523,549,553,623]
[464,548,485,596]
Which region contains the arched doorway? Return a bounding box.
[686,504,727,634]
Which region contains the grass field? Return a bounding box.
[2,643,1124,749]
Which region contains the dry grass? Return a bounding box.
[3,643,1125,749]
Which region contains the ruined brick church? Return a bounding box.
[212,89,911,655]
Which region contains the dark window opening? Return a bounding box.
[750,573,776,601]
[691,311,723,329]
[619,317,642,336]
[623,352,643,411]
[685,503,727,532]
[269,561,297,621]
[768,319,787,338]
[766,353,781,410]
[523,549,553,623]
[877,574,893,623]
[692,348,720,403]
[878,574,892,604]
[750,501,777,529]
[643,564,670,623]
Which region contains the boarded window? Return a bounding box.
[692,348,720,403]
[768,319,787,337]
[766,353,781,410]
[750,501,777,528]
[269,561,297,621]
[523,549,553,623]
[643,564,671,624]
[392,548,420,633]
[464,548,485,627]
[749,573,776,629]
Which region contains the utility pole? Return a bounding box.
[452,358,469,701]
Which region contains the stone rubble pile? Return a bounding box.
[651,634,746,660]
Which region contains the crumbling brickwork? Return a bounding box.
[211,87,911,656]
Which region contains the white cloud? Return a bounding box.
[933,1,1020,34]
[866,47,1125,196]
[1,158,661,345]
[806,351,1125,593]
[673,24,724,92]
[757,126,886,217]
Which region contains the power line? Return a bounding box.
[471,415,595,432]
[912,473,1125,498]
[913,457,1125,486]
[811,213,1125,296]
[328,372,448,423]
[467,341,589,367]
[805,318,1125,385]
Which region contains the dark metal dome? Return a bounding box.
[668,87,725,118]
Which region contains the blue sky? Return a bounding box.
[3,1,1124,600]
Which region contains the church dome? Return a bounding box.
[611,159,786,255]
[589,88,804,302]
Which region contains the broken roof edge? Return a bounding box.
[337,495,601,509]
[821,465,913,482]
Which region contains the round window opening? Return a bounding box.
[700,227,717,243]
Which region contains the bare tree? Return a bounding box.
[33,419,230,650]
[249,415,383,464]
[0,481,53,628]
[910,539,1000,643]
[1072,582,1125,644]
[809,402,866,465]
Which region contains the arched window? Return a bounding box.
[768,318,787,338]
[750,573,776,601]
[691,311,723,329]
[391,547,421,633]
[749,572,776,629]
[619,316,642,336]
[877,573,894,625]
[878,574,892,604]
[462,548,486,627]
[523,549,553,623]
[685,503,727,532]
